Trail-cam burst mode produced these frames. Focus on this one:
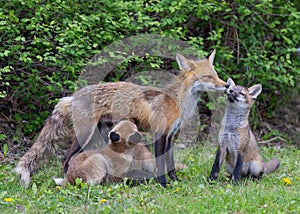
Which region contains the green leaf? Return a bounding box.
[32,183,38,195]
[3,144,8,157]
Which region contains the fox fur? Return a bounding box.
[61,122,188,180]
[209,78,280,183]
[55,120,186,186]
[15,51,226,187]
[61,120,145,185]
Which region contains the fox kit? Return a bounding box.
[63,136,158,185]
[15,50,226,187]
[58,118,188,183]
[60,120,149,185]
[209,78,280,183]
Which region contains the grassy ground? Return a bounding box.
[1,143,299,214]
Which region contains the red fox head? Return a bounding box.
[225,78,262,108]
[108,120,142,148]
[175,50,226,92]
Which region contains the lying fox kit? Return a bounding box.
[54,120,187,186]
[209,78,280,183]
[61,120,154,176]
[60,124,187,184]
[59,120,145,185]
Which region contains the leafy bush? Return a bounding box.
[0,0,299,143]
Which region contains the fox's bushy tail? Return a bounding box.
[14,97,73,187]
[264,158,280,174]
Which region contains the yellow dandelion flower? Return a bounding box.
[282,177,292,185]
[189,157,195,162]
[175,187,180,193]
[4,198,14,202]
[99,199,107,204]
[139,198,144,203]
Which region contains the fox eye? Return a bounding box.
[203,75,213,79]
[239,92,245,96]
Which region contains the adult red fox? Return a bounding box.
[15,50,226,187]
[209,78,280,183]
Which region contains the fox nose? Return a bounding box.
[225,83,230,89]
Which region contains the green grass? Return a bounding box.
[1,144,299,214]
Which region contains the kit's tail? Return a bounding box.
[264,158,280,174]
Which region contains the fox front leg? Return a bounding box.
[154,133,168,187]
[209,146,226,181]
[165,133,177,181]
[165,120,181,181]
[232,152,244,184]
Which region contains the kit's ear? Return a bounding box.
[109,131,120,142]
[226,78,236,87]
[207,49,216,65]
[176,53,194,71]
[127,132,142,144]
[248,84,262,100]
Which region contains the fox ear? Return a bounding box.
[248,84,262,100]
[109,131,120,142]
[127,132,142,144]
[176,53,193,71]
[207,49,216,65]
[226,78,236,87]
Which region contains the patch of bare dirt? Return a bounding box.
[264,92,300,146]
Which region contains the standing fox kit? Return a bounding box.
[63,120,150,185]
[209,78,280,183]
[15,50,226,187]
